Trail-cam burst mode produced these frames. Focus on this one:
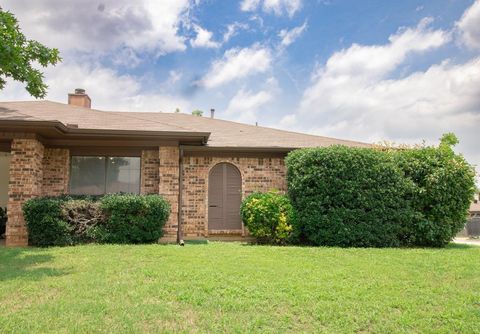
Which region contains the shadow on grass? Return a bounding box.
[0,248,69,281]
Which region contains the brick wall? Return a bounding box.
[6,138,44,246]
[42,148,70,196]
[159,147,179,241]
[140,150,159,194]
[181,156,286,237]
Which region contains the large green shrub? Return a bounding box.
[240,191,296,244]
[23,194,170,247]
[286,146,415,247]
[394,134,476,247]
[286,134,476,248]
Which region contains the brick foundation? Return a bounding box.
[6,139,44,246]
[181,156,286,238]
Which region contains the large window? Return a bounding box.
[70,156,140,195]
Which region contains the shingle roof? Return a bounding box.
[0,100,370,149]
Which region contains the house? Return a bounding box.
[466,194,480,237]
[0,89,369,246]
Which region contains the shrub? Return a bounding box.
[240,191,296,244]
[23,197,73,247]
[286,133,476,248]
[23,194,170,246]
[61,199,103,243]
[394,134,476,247]
[97,194,171,244]
[286,146,416,247]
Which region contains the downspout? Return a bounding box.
[177,147,184,245]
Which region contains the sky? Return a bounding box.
[1,0,479,179]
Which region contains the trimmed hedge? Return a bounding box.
[286,134,476,248]
[286,146,414,247]
[240,191,296,245]
[23,194,170,247]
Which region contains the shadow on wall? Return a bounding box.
[0,248,70,281]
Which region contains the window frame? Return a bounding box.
[69,155,141,195]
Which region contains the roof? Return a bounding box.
[0,100,370,149]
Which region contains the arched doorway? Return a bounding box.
[208,163,242,232]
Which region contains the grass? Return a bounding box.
[1,243,479,333]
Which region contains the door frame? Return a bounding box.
[205,161,244,236]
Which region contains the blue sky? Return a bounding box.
[1,0,480,178]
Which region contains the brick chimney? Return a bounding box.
[68,88,91,108]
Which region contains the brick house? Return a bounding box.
[0,89,368,246]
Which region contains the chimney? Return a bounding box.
[210,108,215,119]
[68,88,91,108]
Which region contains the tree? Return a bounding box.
[0,8,61,98]
[191,110,203,117]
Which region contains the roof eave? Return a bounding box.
[0,119,210,143]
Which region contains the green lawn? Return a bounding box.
[1,243,479,333]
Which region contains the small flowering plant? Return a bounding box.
[240,191,296,245]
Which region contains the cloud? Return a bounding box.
[278,17,480,175]
[0,61,191,113]
[200,44,272,88]
[240,0,302,17]
[1,0,191,55]
[223,22,249,43]
[224,89,273,124]
[190,24,221,48]
[457,0,480,49]
[278,21,307,47]
[319,18,449,81]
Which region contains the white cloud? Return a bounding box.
[1,0,191,55]
[319,18,449,81]
[223,22,249,43]
[240,0,302,17]
[224,89,273,123]
[190,24,221,48]
[167,70,183,85]
[224,76,279,123]
[200,44,272,88]
[278,21,307,47]
[279,18,480,175]
[457,0,480,49]
[241,0,261,12]
[0,61,191,113]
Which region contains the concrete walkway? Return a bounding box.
[453,238,480,246]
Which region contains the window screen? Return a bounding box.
[70,156,140,195]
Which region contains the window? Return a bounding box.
[70,156,140,195]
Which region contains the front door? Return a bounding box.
[208,163,242,232]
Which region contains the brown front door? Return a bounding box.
[208,163,242,231]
